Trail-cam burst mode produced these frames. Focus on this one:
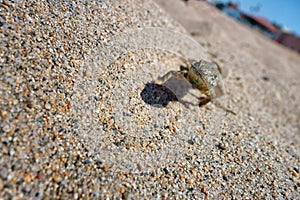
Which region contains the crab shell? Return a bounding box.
[187,60,224,99]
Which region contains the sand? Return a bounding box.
[0,0,299,199]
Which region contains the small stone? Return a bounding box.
[120,186,125,194]
[201,186,208,195]
[1,110,8,117]
[2,124,10,133]
[13,99,18,105]
[187,178,194,185]
[9,149,15,157]
[0,168,8,179]
[141,141,148,148]
[292,169,298,177]
[98,78,103,83]
[45,103,51,110]
[262,76,270,81]
[102,165,109,172]
[24,173,31,183]
[222,172,229,181]
[163,168,169,175]
[217,142,227,150]
[187,139,194,145]
[3,0,10,6]
[115,141,122,147]
[53,174,62,183]
[293,167,299,174]
[84,68,92,77]
[84,158,92,164]
[94,96,99,101]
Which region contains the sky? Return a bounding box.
[222,0,300,36]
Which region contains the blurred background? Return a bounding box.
[188,0,300,54]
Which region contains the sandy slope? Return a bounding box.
[0,0,299,198]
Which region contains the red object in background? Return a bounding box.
[275,32,300,53]
[240,13,277,33]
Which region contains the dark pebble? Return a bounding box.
[84,158,92,165]
[187,139,194,145]
[98,78,103,84]
[293,166,299,174]
[217,143,226,150]
[163,168,169,175]
[94,96,99,101]
[262,76,270,81]
[115,141,122,147]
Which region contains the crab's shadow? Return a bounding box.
[140,74,194,107]
[140,82,178,107]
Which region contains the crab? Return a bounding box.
[156,60,235,114]
[156,60,222,104]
